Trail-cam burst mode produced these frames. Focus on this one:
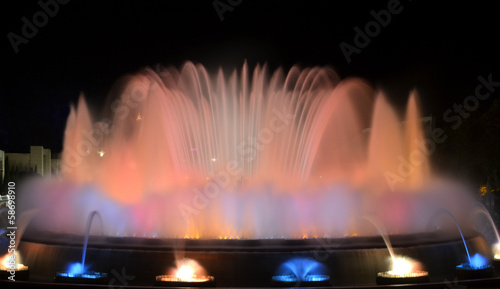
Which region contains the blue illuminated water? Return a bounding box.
[469,253,488,268]
[60,211,103,278]
[456,253,489,270]
[81,211,102,274]
[428,208,471,264]
[272,257,329,283]
[67,262,85,276]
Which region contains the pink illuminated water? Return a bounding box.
[20,62,476,239]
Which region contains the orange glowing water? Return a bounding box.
[0,252,27,271]
[20,62,476,238]
[156,258,210,282]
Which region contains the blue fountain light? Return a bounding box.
[56,262,107,279]
[67,262,85,277]
[457,253,489,270]
[470,253,488,269]
[55,262,108,283]
[272,257,330,286]
[54,211,109,284]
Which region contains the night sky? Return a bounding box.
[1,0,499,154]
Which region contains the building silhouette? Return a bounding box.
[0,146,59,185]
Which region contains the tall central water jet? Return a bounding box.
[20,62,475,239]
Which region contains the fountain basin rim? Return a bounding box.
[20,229,481,252]
[4,278,500,288]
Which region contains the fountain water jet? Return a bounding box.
[471,203,500,258]
[54,211,107,284]
[364,215,428,285]
[428,208,472,264]
[18,62,455,239]
[363,215,396,262]
[81,211,103,273]
[428,208,494,279]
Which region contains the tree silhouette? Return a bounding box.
[434,97,500,220]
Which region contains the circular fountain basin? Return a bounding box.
[11,229,494,287]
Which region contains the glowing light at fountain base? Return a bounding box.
[156,258,215,287]
[455,253,493,280]
[0,264,28,271]
[376,256,429,285]
[0,252,29,281]
[54,262,108,284]
[271,257,331,287]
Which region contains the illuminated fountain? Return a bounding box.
[20,62,462,238]
[428,209,494,280]
[472,203,500,272]
[364,216,428,285]
[11,62,497,286]
[54,211,108,284]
